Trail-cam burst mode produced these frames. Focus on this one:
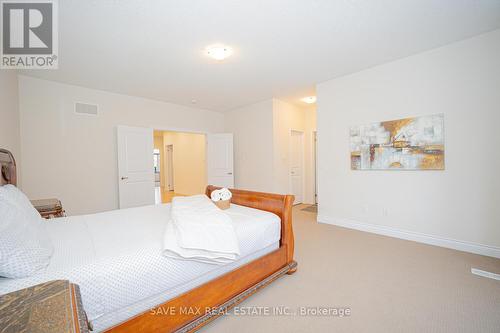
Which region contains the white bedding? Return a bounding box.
[0,203,281,332]
[163,195,240,264]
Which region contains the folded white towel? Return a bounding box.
[210,188,232,202]
[162,195,240,264]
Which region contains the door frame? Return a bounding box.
[289,129,305,205]
[165,144,174,191]
[313,130,318,204]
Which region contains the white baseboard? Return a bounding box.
[317,214,500,259]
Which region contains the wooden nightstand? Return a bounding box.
[31,198,66,219]
[0,280,90,333]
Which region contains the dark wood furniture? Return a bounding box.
[31,198,66,219]
[106,185,296,333]
[0,148,65,219]
[0,280,90,333]
[0,149,16,186]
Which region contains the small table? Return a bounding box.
[0,280,90,333]
[31,198,66,219]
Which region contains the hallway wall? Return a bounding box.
[162,131,207,195]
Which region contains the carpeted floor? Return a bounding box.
[300,204,318,213]
[203,205,500,333]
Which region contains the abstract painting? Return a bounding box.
[350,114,444,170]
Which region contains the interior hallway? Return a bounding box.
[203,205,500,333]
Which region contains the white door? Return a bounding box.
[117,126,155,208]
[290,130,304,204]
[165,144,174,191]
[207,133,234,188]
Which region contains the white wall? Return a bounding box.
[18,76,224,215]
[272,99,305,195]
[272,99,316,203]
[225,98,317,202]
[0,71,21,182]
[317,30,500,253]
[224,100,275,192]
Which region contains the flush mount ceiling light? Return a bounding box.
[205,44,233,61]
[301,96,317,104]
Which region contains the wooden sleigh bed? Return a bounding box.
[0,148,297,333]
[107,185,297,333]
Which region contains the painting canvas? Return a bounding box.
[350,114,444,170]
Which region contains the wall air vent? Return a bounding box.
[75,102,98,116]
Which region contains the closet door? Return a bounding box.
[207,133,234,188]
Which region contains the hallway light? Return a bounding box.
[301,96,316,104]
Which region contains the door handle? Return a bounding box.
[121,176,129,180]
[227,172,233,175]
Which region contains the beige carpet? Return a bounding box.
[203,205,500,333]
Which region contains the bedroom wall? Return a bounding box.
[224,98,317,202]
[272,99,316,203]
[162,131,207,196]
[224,100,275,193]
[316,29,500,255]
[0,71,21,183]
[272,99,305,195]
[18,76,224,215]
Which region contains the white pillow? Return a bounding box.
[0,185,54,278]
[0,184,42,221]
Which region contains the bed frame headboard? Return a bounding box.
[0,149,17,186]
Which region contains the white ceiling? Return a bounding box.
[22,0,500,112]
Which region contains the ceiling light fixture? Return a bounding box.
[301,96,317,104]
[205,44,233,61]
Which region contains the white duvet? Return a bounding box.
[0,203,281,332]
[163,195,240,264]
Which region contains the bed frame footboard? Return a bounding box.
[106,186,296,333]
[206,186,295,267]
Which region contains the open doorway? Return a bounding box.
[153,130,207,203]
[118,126,233,208]
[153,148,161,186]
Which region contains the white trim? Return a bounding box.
[312,130,318,204]
[471,268,500,280]
[164,144,174,191]
[289,129,305,205]
[317,214,500,259]
[153,126,208,135]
